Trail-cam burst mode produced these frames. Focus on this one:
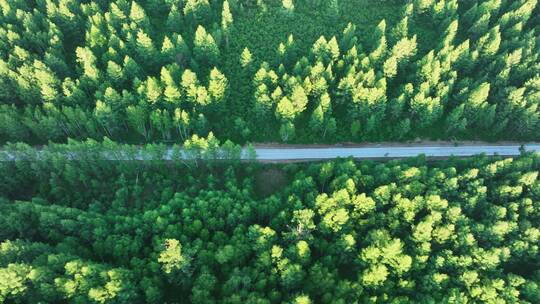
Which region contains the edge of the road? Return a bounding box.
[1,141,539,162]
[249,140,540,149]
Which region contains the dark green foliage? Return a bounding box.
[1,142,540,302]
[0,0,538,144]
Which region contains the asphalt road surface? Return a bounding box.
[2,144,539,162]
[251,144,540,161]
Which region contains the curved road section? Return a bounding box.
[251,144,540,161]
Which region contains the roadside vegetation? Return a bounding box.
[1,144,540,303]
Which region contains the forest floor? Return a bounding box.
[255,168,289,198]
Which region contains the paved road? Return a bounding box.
[251,144,540,161]
[2,144,539,162]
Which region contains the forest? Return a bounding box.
[0,0,539,144]
[1,141,540,302]
[2,0,540,303]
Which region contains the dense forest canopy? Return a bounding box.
[1,0,540,303]
[1,140,540,302]
[0,0,539,144]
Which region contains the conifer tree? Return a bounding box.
[391,15,409,44]
[181,69,200,102]
[129,1,150,29]
[76,47,100,81]
[161,66,181,105]
[477,25,501,57]
[240,47,253,68]
[290,85,308,114]
[126,104,149,140]
[193,26,220,67]
[208,67,228,103]
[446,104,467,135]
[174,108,191,140]
[136,29,159,68]
[122,56,143,82]
[106,61,123,85]
[221,0,233,48]
[166,5,183,32]
[33,60,60,102]
[276,96,295,121]
[184,0,211,25]
[340,23,357,52]
[465,82,491,125]
[94,100,114,137]
[282,0,294,16]
[145,77,162,104]
[469,12,491,37]
[161,36,175,63]
[173,34,190,67]
[370,20,387,64]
